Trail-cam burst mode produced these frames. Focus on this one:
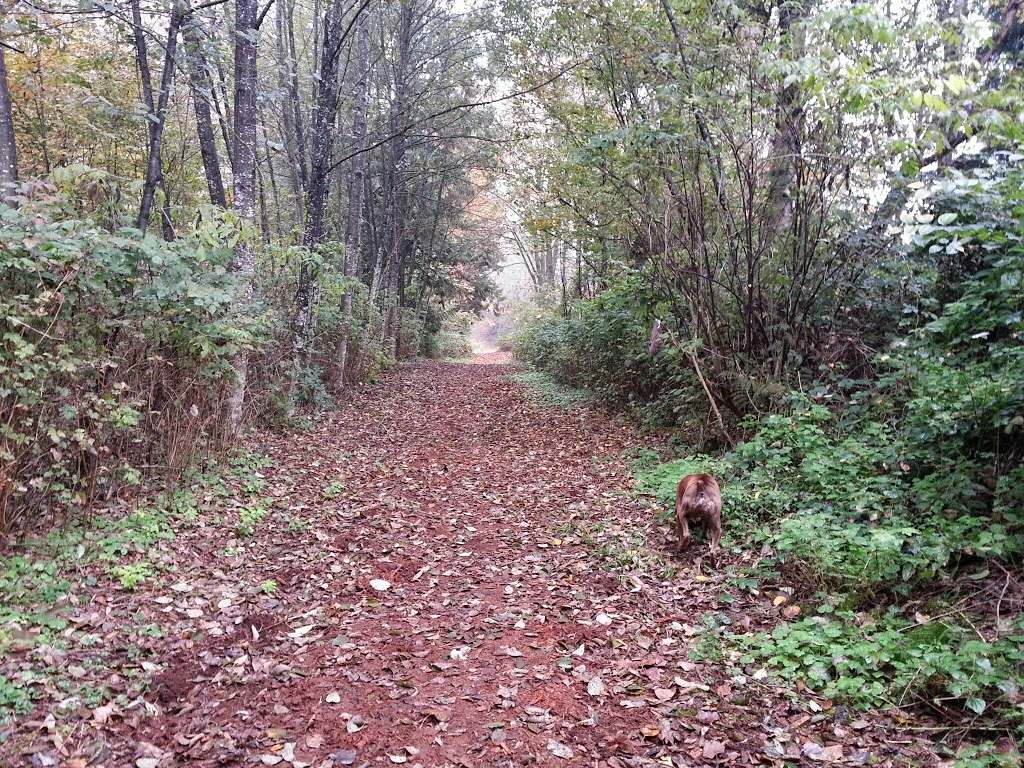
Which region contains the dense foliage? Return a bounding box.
[0,0,505,532]
[0,174,262,531]
[506,0,1024,753]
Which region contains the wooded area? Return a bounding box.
[1,0,504,529]
[1,0,1023,765]
[506,0,1024,761]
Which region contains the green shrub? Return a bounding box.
[515,276,708,433]
[883,165,1024,454]
[735,608,1024,728]
[708,395,1023,591]
[0,177,266,533]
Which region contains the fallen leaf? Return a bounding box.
[91,702,119,724]
[369,579,392,591]
[674,677,710,692]
[702,740,726,759]
[587,677,606,696]
[653,687,675,702]
[802,742,841,762]
[546,739,574,759]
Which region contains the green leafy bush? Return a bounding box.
[515,276,708,433]
[719,397,1024,591]
[0,176,266,533]
[883,163,1024,453]
[735,608,1024,728]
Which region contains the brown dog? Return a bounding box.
[675,474,722,554]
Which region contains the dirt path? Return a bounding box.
[137,359,737,768]
[2,359,941,767]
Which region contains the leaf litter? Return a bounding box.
[0,358,949,766]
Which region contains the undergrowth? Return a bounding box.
[506,370,597,408]
[0,447,281,726]
[633,396,1024,748]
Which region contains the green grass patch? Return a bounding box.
[0,447,276,725]
[506,370,597,409]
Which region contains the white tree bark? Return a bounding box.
[0,43,18,199]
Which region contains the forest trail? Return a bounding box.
[125,357,753,768]
[2,359,943,768]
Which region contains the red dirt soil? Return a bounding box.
[1,359,948,768]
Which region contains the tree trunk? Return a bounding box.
[278,0,308,203]
[134,1,182,238]
[764,5,803,237]
[182,15,227,207]
[0,43,18,199]
[381,0,414,357]
[336,9,371,385]
[223,0,260,441]
[293,0,350,376]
